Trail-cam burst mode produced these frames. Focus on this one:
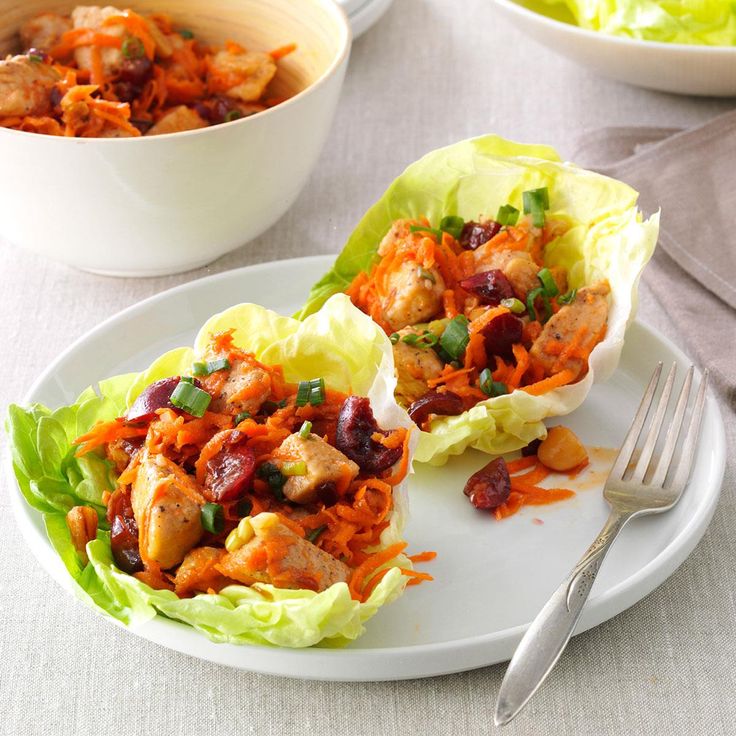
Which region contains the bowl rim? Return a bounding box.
[0,0,352,143]
[493,0,736,55]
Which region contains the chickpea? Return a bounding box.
[65,505,98,565]
[537,426,588,472]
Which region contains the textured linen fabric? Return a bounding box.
[0,1,734,734]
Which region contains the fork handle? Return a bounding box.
[495,510,632,726]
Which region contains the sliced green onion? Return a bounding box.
[122,36,145,59]
[389,332,400,344]
[257,462,286,501]
[496,204,520,227]
[296,378,325,407]
[501,297,525,314]
[180,376,194,384]
[201,503,224,534]
[170,381,211,417]
[281,461,307,476]
[234,411,251,424]
[178,28,195,39]
[557,288,577,305]
[439,215,465,240]
[307,525,327,543]
[409,224,441,240]
[522,187,549,228]
[479,369,508,397]
[491,381,508,397]
[299,420,312,438]
[537,267,559,298]
[439,316,470,361]
[192,358,231,376]
[526,287,552,323]
[224,109,242,122]
[29,52,44,63]
[235,498,252,517]
[418,267,436,284]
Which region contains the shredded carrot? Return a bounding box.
[348,542,407,601]
[469,305,510,335]
[505,456,538,474]
[522,369,576,396]
[270,43,297,60]
[381,429,412,486]
[408,551,437,563]
[74,419,148,456]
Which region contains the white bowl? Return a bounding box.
[0,0,351,276]
[492,0,736,97]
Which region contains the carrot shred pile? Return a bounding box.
[2,9,297,138]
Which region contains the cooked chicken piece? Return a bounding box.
[146,105,207,136]
[207,49,276,102]
[20,12,71,51]
[205,357,273,415]
[174,546,231,596]
[474,246,539,300]
[377,218,414,256]
[216,513,351,592]
[0,55,60,116]
[131,450,204,569]
[530,281,611,380]
[393,328,444,405]
[144,16,174,58]
[271,433,359,505]
[381,260,445,332]
[71,5,125,76]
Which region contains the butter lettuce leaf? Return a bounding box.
[298,135,659,464]
[6,296,415,647]
[527,0,736,46]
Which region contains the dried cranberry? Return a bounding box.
[407,390,465,426]
[464,458,511,510]
[118,57,153,86]
[335,396,403,474]
[131,118,153,134]
[114,81,141,103]
[203,441,256,502]
[126,377,202,423]
[521,438,542,457]
[107,488,143,573]
[459,221,501,250]
[459,269,514,305]
[482,312,523,360]
[49,86,63,108]
[196,95,239,125]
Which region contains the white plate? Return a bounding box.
[492,0,736,97]
[10,255,726,681]
[343,0,394,38]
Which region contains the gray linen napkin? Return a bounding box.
[571,112,736,407]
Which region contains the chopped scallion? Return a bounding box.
[281,461,307,476]
[557,288,577,305]
[496,204,520,227]
[180,376,194,384]
[235,498,252,517]
[296,378,325,407]
[299,421,312,438]
[170,381,211,417]
[201,503,224,534]
[234,411,251,425]
[522,187,550,228]
[439,316,470,361]
[537,267,559,298]
[122,36,145,59]
[439,215,465,240]
[526,287,552,323]
[257,462,286,501]
[307,525,327,543]
[418,267,436,284]
[389,332,400,344]
[224,110,242,122]
[192,357,231,376]
[409,224,441,240]
[178,28,194,39]
[501,297,526,314]
[479,369,509,397]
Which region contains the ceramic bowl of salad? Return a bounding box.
[492,0,736,96]
[0,0,350,276]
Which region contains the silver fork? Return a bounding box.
[495,362,709,726]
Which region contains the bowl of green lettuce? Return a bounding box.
[492,0,736,96]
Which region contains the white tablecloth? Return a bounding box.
[1,1,734,734]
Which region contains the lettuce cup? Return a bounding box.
[298,136,659,465]
[6,295,422,648]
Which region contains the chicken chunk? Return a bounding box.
[144,16,174,58]
[20,12,71,51]
[146,105,207,136]
[131,450,205,569]
[377,218,414,256]
[207,49,276,102]
[271,433,359,505]
[174,546,231,596]
[216,513,351,592]
[0,55,60,116]
[474,246,539,300]
[393,328,444,405]
[205,356,272,416]
[381,260,445,331]
[71,5,125,76]
[530,281,611,380]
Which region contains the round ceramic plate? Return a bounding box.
[10,255,726,681]
[492,0,736,97]
[339,0,394,38]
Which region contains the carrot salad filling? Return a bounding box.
[70,330,429,603]
[0,6,296,137]
[343,190,611,428]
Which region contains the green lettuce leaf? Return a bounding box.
[525,0,736,46]
[297,135,659,464]
[6,295,415,648]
